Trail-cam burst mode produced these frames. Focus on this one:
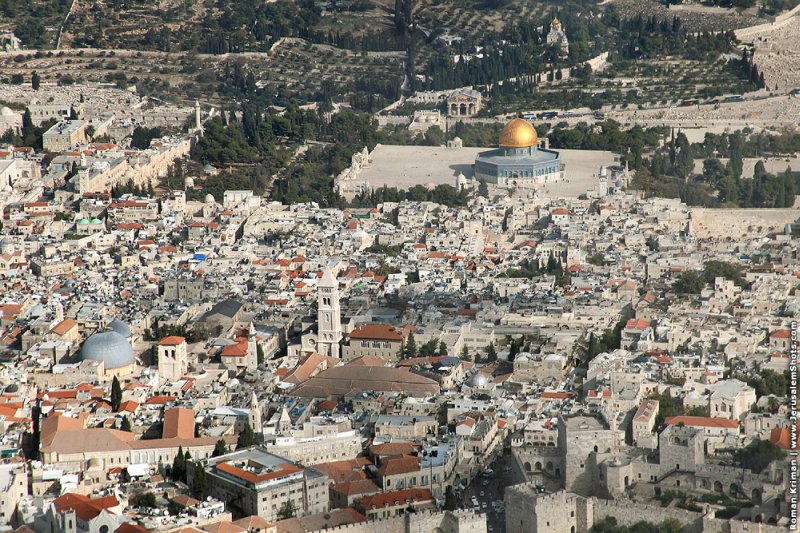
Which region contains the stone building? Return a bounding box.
[193,447,329,522]
[43,120,89,151]
[157,335,187,382]
[546,17,570,56]
[512,352,567,383]
[446,88,482,117]
[342,324,407,361]
[558,413,622,496]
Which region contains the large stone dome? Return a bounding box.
[81,330,135,369]
[107,319,132,338]
[499,118,538,148]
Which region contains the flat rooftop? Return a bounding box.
[357,144,619,198]
[564,415,606,431]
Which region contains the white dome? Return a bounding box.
[204,194,215,204]
[184,177,195,188]
[0,107,14,116]
[81,330,135,369]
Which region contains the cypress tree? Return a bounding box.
[111,376,122,412]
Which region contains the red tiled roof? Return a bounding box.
[770,329,791,339]
[53,493,119,522]
[162,408,195,439]
[145,395,176,405]
[625,319,651,330]
[159,336,185,346]
[215,461,302,484]
[377,455,419,477]
[349,324,403,341]
[770,425,799,449]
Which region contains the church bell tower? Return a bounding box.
[316,269,342,357]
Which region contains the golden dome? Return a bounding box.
[499,118,538,148]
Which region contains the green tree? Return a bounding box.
[437,341,448,356]
[735,440,785,473]
[485,343,497,362]
[404,332,417,358]
[131,492,157,508]
[460,344,472,362]
[673,270,705,294]
[171,446,186,482]
[111,376,122,412]
[212,439,228,457]
[674,133,693,178]
[257,344,265,365]
[191,462,208,498]
[31,71,41,90]
[27,399,41,461]
[419,339,438,357]
[478,179,489,198]
[444,486,457,510]
[237,422,258,448]
[423,125,445,146]
[121,416,132,432]
[508,336,519,362]
[277,500,297,520]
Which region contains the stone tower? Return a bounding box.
[249,391,262,434]
[277,405,291,434]
[316,269,342,358]
[194,100,202,133]
[158,336,188,383]
[246,321,258,372]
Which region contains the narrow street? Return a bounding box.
[458,448,527,533]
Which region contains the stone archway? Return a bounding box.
[460,103,467,115]
[729,483,739,498]
[751,488,761,504]
[714,480,723,493]
[535,461,542,472]
[524,462,531,472]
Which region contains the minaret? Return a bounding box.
[194,100,203,133]
[317,269,342,358]
[249,391,262,434]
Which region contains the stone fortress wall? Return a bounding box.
[734,3,800,40]
[313,509,486,533]
[505,485,789,533]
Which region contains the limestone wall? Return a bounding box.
[592,498,704,532]
[689,208,799,240]
[703,516,789,533]
[735,5,800,40]
[314,509,486,533]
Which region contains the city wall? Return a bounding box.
[317,509,486,533]
[690,208,798,240]
[735,5,800,40]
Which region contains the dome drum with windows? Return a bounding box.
[474,118,564,187]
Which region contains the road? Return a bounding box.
[456,447,527,533]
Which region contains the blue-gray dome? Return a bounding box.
[107,319,131,338]
[81,330,135,369]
